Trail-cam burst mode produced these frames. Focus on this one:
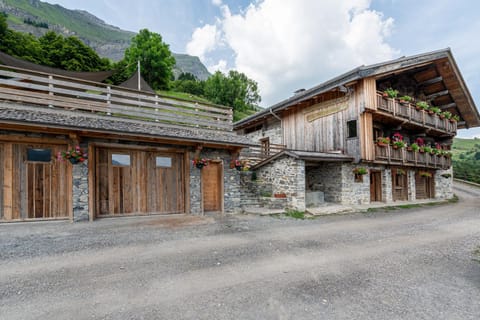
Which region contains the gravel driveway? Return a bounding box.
[1,182,479,320]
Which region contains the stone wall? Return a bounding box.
[255,156,305,210]
[72,160,89,222]
[189,148,242,215]
[434,167,454,199]
[306,163,343,203]
[242,119,283,145]
[382,168,393,203]
[407,170,416,201]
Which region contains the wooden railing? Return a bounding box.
[375,145,451,169]
[376,93,457,134]
[240,143,286,164]
[0,65,233,131]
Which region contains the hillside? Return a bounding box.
[0,0,210,80]
[452,138,480,183]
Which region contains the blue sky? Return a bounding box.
[47,0,480,138]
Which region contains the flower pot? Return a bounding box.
[407,147,413,152]
[274,193,286,198]
[195,163,205,169]
[377,142,388,147]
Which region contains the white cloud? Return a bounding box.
[208,59,229,73]
[211,0,222,6]
[187,0,397,106]
[185,24,219,60]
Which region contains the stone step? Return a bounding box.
[243,206,285,215]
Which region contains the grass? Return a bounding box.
[474,247,480,263]
[284,210,306,219]
[157,90,213,104]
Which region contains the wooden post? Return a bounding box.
[3,143,13,220]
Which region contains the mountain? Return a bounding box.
[0,0,210,80]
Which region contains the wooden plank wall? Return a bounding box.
[282,84,361,156]
[96,147,185,216]
[1,142,70,221]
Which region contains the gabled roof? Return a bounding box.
[0,51,114,82]
[235,48,480,130]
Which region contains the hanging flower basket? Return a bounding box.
[377,137,390,147]
[419,171,432,178]
[192,158,209,169]
[57,146,87,164]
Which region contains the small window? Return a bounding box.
[156,156,172,168]
[112,154,130,166]
[27,148,51,162]
[347,120,357,138]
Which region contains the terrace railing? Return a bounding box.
[376,93,457,134]
[240,143,286,165]
[374,144,451,169]
[0,65,233,131]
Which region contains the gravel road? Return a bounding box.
[1,181,479,320]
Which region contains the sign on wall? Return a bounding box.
[304,96,349,122]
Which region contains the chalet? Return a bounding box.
[0,53,252,222]
[235,49,480,211]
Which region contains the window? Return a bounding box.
[347,120,357,138]
[156,156,172,168]
[111,154,130,166]
[260,137,270,157]
[27,148,51,162]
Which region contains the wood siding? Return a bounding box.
[282,87,361,157]
[415,171,435,199]
[0,142,70,221]
[95,147,185,217]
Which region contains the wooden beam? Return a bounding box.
[3,143,13,220]
[426,90,449,101]
[439,102,457,110]
[418,76,443,87]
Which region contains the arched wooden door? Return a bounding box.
[202,161,223,213]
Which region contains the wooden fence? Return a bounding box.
[0,65,233,131]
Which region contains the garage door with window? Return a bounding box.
[0,142,71,221]
[95,147,185,217]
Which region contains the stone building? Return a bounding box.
[235,49,480,211]
[0,53,251,222]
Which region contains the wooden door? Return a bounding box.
[1,142,70,221]
[370,171,382,202]
[392,169,408,201]
[202,162,222,212]
[95,147,185,217]
[415,171,435,199]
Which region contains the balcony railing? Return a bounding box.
[0,65,233,131]
[374,144,451,169]
[240,143,286,164]
[376,93,457,134]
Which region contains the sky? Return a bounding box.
[46,0,480,138]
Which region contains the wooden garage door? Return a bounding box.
[95,147,185,216]
[1,142,70,221]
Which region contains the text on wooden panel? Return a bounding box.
[304,96,349,122]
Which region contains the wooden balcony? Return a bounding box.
[376,93,457,135]
[0,65,233,131]
[374,145,451,169]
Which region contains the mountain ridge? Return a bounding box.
[0,0,211,80]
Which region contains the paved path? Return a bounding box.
[1,182,479,319]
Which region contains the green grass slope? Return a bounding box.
[452,138,480,183]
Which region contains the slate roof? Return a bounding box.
[0,103,253,147]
